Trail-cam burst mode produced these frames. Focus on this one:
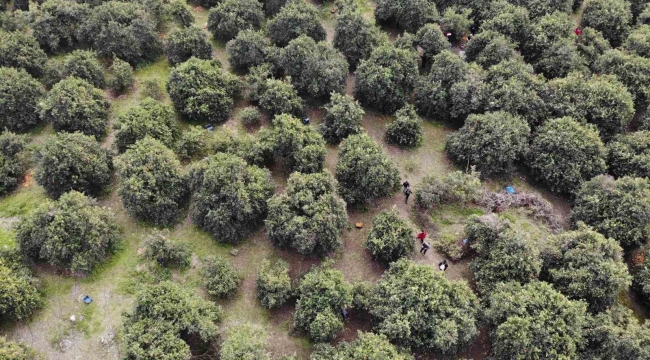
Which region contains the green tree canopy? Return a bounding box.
[374,0,438,33]
[0,132,27,196]
[114,99,179,153]
[385,105,423,148]
[365,209,414,263]
[190,153,275,243]
[0,30,47,77]
[258,78,305,118]
[116,137,188,226]
[0,337,40,360]
[354,45,418,113]
[571,175,650,249]
[575,27,611,67]
[0,254,42,322]
[336,133,400,204]
[294,263,353,342]
[17,191,121,274]
[467,215,542,293]
[310,331,414,360]
[608,131,650,179]
[464,30,518,69]
[582,0,632,47]
[267,0,326,47]
[333,1,382,69]
[542,225,631,312]
[582,306,650,359]
[32,0,89,53]
[484,281,588,359]
[78,1,162,64]
[226,30,268,73]
[201,255,241,298]
[123,281,222,360]
[545,73,634,141]
[281,36,348,99]
[207,0,264,42]
[164,26,212,65]
[527,117,607,194]
[35,132,113,199]
[271,114,326,173]
[62,50,105,88]
[625,24,650,58]
[0,67,44,132]
[167,57,241,124]
[266,172,347,256]
[221,324,270,360]
[446,111,530,177]
[594,49,650,106]
[320,93,363,144]
[39,77,110,139]
[364,259,479,353]
[256,259,291,309]
[414,169,483,209]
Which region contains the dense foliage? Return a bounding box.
[385,105,423,147]
[271,114,326,173]
[294,264,353,342]
[114,99,179,153]
[0,132,27,196]
[593,49,650,106]
[107,58,134,93]
[190,153,275,243]
[446,111,530,177]
[123,281,221,359]
[176,125,211,161]
[78,1,162,64]
[608,131,650,179]
[258,79,304,118]
[0,337,39,360]
[333,1,382,69]
[354,45,418,113]
[545,73,635,141]
[267,0,326,47]
[365,209,414,263]
[571,175,650,249]
[256,259,291,309]
[0,67,44,132]
[17,191,121,274]
[542,225,631,312]
[207,0,264,42]
[528,117,607,194]
[32,0,89,53]
[281,36,348,99]
[39,77,111,139]
[142,231,191,269]
[201,256,241,298]
[266,172,347,256]
[336,133,400,204]
[582,0,632,47]
[311,331,414,360]
[374,0,438,33]
[221,324,270,360]
[35,132,113,199]
[164,27,212,65]
[116,137,188,226]
[61,50,105,88]
[484,281,588,359]
[364,259,479,353]
[414,169,482,209]
[468,215,542,293]
[320,93,363,144]
[0,30,47,77]
[167,58,241,124]
[226,30,268,73]
[0,253,42,322]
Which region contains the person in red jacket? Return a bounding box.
[417,229,427,243]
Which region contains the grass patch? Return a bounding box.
[0,228,15,248]
[0,183,47,217]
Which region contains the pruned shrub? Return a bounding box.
[142,231,191,269]
[365,209,414,263]
[35,132,113,199]
[385,105,423,147]
[266,172,347,256]
[256,259,291,309]
[201,256,240,298]
[0,67,44,132]
[16,191,121,274]
[414,169,482,210]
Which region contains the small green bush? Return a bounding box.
[142,231,191,269]
[385,105,423,147]
[176,126,211,161]
[365,209,414,263]
[107,58,134,93]
[240,107,262,127]
[0,337,40,360]
[62,50,105,88]
[201,256,241,298]
[256,259,291,309]
[414,169,483,210]
[320,93,363,144]
[433,234,464,261]
[140,79,165,100]
[220,324,270,360]
[0,132,27,196]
